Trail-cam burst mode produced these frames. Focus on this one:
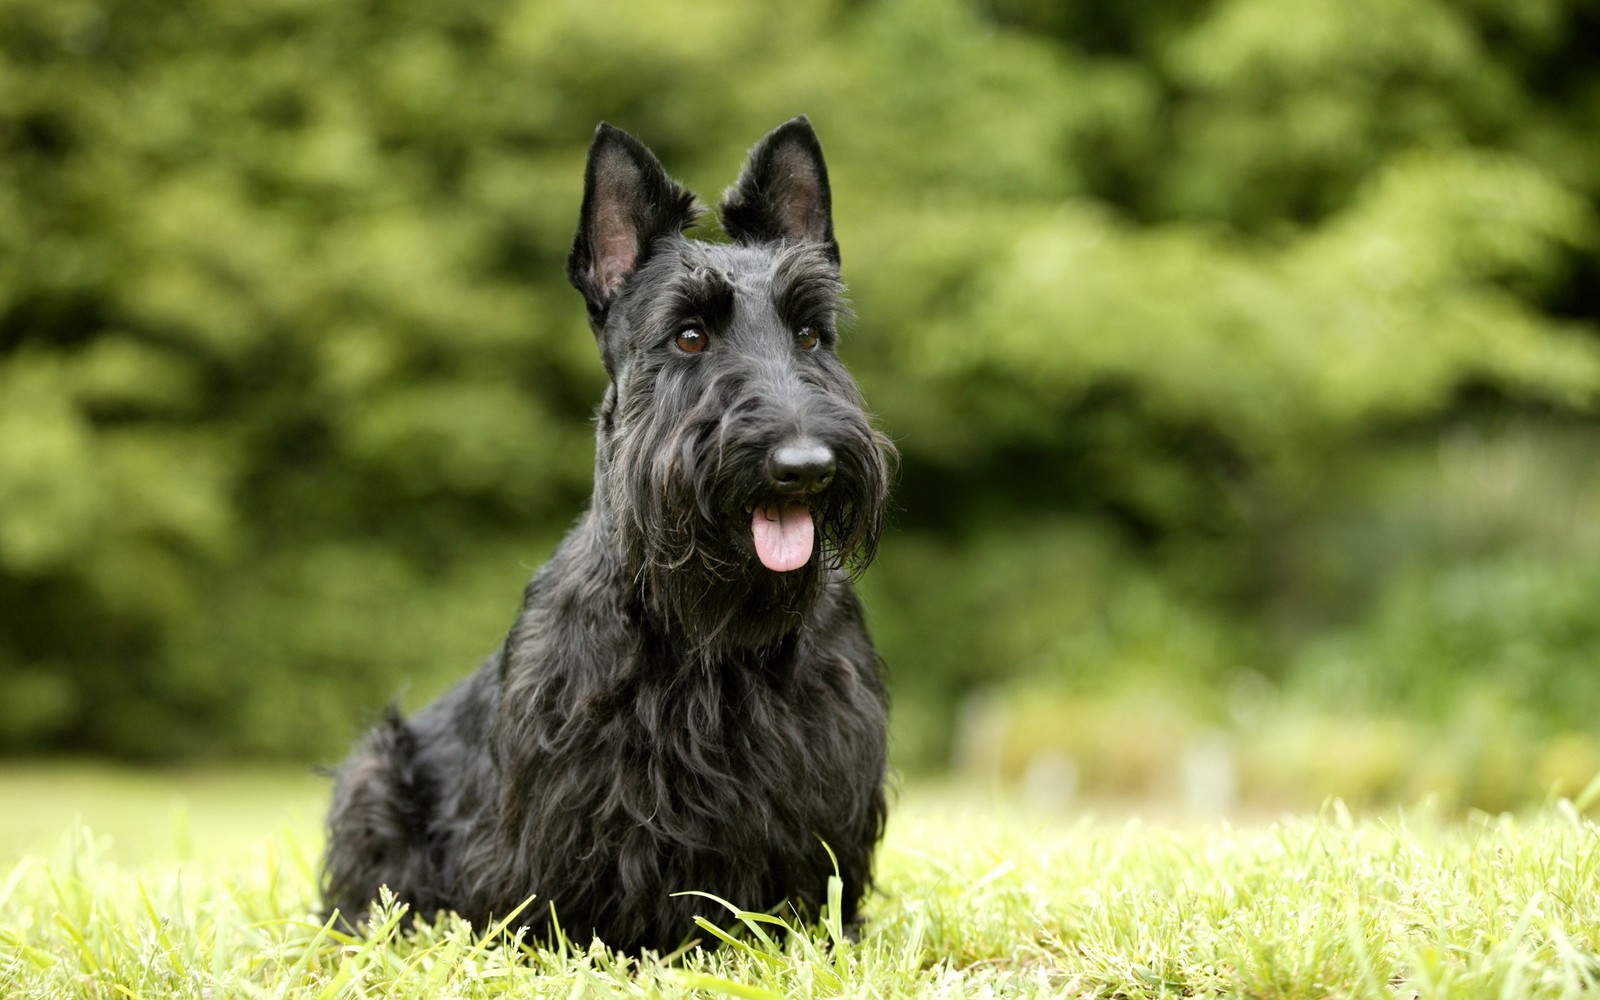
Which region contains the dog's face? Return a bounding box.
[565,119,891,645]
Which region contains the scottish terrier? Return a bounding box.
[322,117,894,953]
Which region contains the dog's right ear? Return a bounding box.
[566,123,703,323]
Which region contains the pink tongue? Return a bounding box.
[751,502,815,572]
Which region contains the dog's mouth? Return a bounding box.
[748,501,814,573]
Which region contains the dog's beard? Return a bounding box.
[605,382,890,652]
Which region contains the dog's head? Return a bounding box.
[566,118,892,647]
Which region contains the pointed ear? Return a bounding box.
[566,123,703,319]
[718,116,838,265]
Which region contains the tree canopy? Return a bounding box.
[3,0,1598,762]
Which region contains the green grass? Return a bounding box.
[0,763,326,867]
[4,769,1600,998]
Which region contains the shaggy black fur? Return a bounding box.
[322,117,894,954]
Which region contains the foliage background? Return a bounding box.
[2,0,1598,800]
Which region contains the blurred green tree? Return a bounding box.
[1,0,1596,762]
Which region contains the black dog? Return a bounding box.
[322,117,894,953]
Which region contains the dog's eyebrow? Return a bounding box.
[660,264,735,329]
[769,245,843,327]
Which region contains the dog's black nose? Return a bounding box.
[768,439,836,494]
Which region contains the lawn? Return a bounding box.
[3,766,1600,998]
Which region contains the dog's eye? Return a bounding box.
[794,326,819,351]
[674,328,708,354]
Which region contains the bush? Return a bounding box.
[2,0,1598,762]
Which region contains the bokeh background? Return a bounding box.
[4,0,1599,814]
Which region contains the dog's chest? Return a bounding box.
[538,650,874,838]
[626,656,850,774]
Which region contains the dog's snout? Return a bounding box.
[767,439,836,494]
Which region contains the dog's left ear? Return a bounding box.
[719,116,838,265]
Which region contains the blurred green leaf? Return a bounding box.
[2,0,1598,764]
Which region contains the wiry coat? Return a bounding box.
[322,118,893,954]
